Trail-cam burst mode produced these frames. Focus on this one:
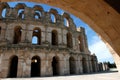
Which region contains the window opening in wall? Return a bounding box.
[51,30,58,45]
[51,14,56,23]
[32,36,38,44]
[32,28,41,45]
[78,36,84,52]
[18,9,24,19]
[52,56,59,76]
[31,56,41,77]
[34,11,42,19]
[8,56,18,78]
[2,8,7,18]
[64,18,69,27]
[67,32,73,48]
[13,26,22,44]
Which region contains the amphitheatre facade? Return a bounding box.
[0,2,100,78]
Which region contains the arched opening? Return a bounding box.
[82,58,87,73]
[32,27,41,45]
[78,35,84,52]
[13,26,22,44]
[69,56,76,74]
[18,9,24,19]
[31,56,41,77]
[51,30,58,45]
[50,13,56,23]
[64,18,69,27]
[91,58,95,72]
[2,8,7,18]
[34,11,42,19]
[67,32,73,48]
[8,55,18,78]
[52,56,60,76]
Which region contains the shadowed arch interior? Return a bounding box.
[31,56,41,77]
[51,30,58,45]
[52,56,60,76]
[8,55,18,78]
[82,58,87,73]
[32,27,41,45]
[13,26,22,44]
[69,56,76,74]
[67,32,73,48]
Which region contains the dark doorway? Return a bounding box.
[69,57,76,74]
[51,30,58,45]
[67,32,73,48]
[52,56,59,76]
[13,26,22,44]
[91,58,95,72]
[8,56,18,78]
[82,58,87,73]
[31,56,40,77]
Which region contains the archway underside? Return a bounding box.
[1,0,120,71]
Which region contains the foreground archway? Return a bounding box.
[1,0,120,72]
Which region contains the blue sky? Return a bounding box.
[7,2,114,63]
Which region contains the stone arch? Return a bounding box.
[0,2,10,18]
[49,8,58,23]
[63,12,70,27]
[82,57,87,73]
[69,56,76,74]
[51,30,58,45]
[13,26,22,44]
[52,56,60,76]
[32,27,41,45]
[33,5,44,19]
[15,3,26,19]
[8,55,18,78]
[66,32,73,48]
[31,56,41,77]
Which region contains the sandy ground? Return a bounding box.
[1,71,120,80]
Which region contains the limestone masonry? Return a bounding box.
[0,2,106,78]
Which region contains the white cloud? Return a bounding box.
[89,36,114,63]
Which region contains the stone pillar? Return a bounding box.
[17,58,24,77]
[59,60,65,76]
[22,59,31,77]
[41,59,47,77]
[76,59,81,74]
[45,60,53,76]
[79,60,83,74]
[65,58,70,75]
[86,59,90,73]
[1,58,9,78]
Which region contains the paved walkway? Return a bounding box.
[1,72,120,80]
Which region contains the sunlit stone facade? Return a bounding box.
[0,2,98,78]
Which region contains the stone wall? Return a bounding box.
[0,2,99,78]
